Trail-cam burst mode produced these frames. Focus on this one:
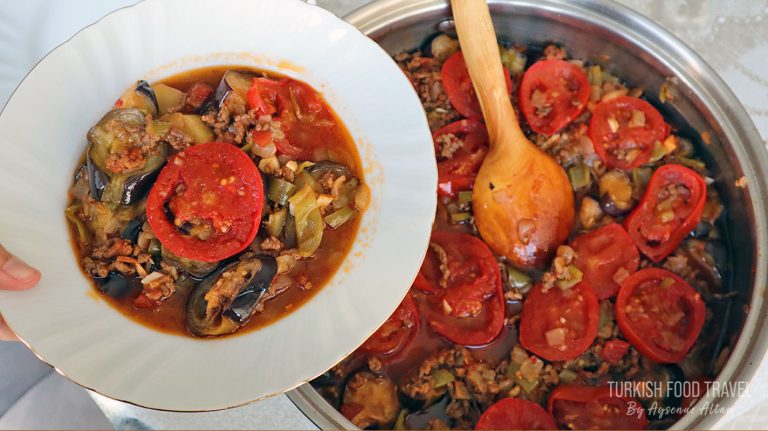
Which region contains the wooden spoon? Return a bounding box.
[451,0,574,269]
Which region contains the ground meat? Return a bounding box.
[201,93,248,143]
[91,238,134,259]
[435,133,464,159]
[101,114,164,175]
[82,257,111,278]
[134,272,177,309]
[165,127,194,151]
[105,147,147,174]
[543,44,567,60]
[260,235,284,251]
[465,361,513,407]
[232,113,255,144]
[252,114,286,147]
[82,238,151,278]
[319,171,336,191]
[394,51,460,131]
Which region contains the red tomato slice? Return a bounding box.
[519,59,590,136]
[246,77,286,116]
[413,231,504,346]
[615,268,705,363]
[548,385,649,430]
[246,78,327,160]
[519,282,599,361]
[185,82,214,110]
[600,339,631,364]
[360,293,420,357]
[146,142,264,262]
[589,96,667,169]
[624,164,707,262]
[285,79,324,116]
[442,51,513,120]
[432,119,489,197]
[571,223,640,299]
[476,398,557,430]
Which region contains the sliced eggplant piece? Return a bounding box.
[97,272,141,299]
[308,161,353,181]
[159,112,213,144]
[118,80,158,117]
[120,218,143,243]
[199,70,255,114]
[161,246,219,279]
[152,83,185,115]
[399,369,449,411]
[186,254,277,337]
[87,108,168,207]
[342,372,400,429]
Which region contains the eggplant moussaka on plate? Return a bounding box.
[66,67,368,337]
[311,35,730,430]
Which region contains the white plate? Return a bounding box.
[0,0,435,412]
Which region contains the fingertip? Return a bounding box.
[1,255,40,288]
[0,271,39,291]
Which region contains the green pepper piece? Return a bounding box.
[268,177,297,205]
[323,207,356,229]
[558,369,578,384]
[556,265,583,290]
[430,369,455,388]
[568,161,591,191]
[288,185,324,257]
[266,207,288,237]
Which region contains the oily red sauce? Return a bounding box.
[69,65,363,337]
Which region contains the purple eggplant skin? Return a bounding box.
[135,80,159,116]
[86,145,167,207]
[186,254,277,337]
[86,108,168,207]
[196,70,255,115]
[121,168,163,206]
[160,246,219,279]
[86,150,110,201]
[196,76,230,114]
[97,272,142,299]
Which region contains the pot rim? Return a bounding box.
[289,0,768,429]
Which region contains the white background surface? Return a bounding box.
[0,0,766,429]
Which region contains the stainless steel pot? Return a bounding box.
[289,0,768,429]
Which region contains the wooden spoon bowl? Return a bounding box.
[451,0,574,269]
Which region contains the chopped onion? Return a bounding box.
[607,116,620,133]
[141,271,164,285]
[354,184,371,211]
[601,87,629,102]
[613,267,630,285]
[519,356,544,381]
[545,327,567,347]
[629,110,646,128]
[252,141,277,159]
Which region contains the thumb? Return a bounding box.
[0,245,40,290]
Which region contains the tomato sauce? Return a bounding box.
[68,65,364,337]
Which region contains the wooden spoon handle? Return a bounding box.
[451,0,527,146]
